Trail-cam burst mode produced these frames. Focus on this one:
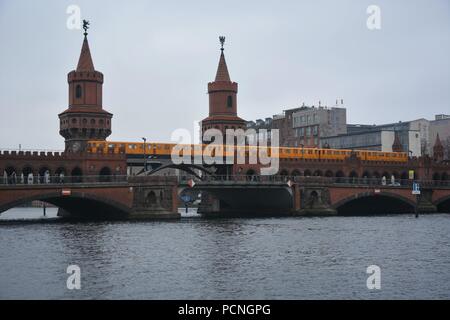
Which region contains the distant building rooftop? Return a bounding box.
[435,114,450,120]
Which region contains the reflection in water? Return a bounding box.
[0,209,450,299]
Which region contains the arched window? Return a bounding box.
[99,167,112,182]
[227,95,233,108]
[75,85,82,99]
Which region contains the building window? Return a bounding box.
[75,85,82,99]
[306,127,311,137]
[313,126,318,135]
[227,96,233,108]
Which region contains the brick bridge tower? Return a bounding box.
[201,36,246,141]
[59,21,112,152]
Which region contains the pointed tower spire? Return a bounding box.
[392,132,403,152]
[433,133,444,161]
[75,20,94,71]
[76,37,95,71]
[215,36,231,82]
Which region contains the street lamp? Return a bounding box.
[142,137,147,173]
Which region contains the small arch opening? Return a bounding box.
[99,167,112,182]
[227,95,233,108]
[75,85,82,99]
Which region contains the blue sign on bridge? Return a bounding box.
[412,182,421,195]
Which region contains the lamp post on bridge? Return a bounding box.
[142,137,147,173]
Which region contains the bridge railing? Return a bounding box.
[0,148,64,155]
[0,174,129,186]
[1,173,449,188]
[196,175,450,188]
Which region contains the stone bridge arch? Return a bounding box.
[180,183,294,216]
[0,190,132,219]
[333,191,416,215]
[435,195,450,213]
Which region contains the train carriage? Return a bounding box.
[87,140,408,163]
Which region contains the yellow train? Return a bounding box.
[86,140,408,163]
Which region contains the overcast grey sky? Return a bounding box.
[0,0,449,150]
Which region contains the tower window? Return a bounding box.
[227,95,233,108]
[75,85,82,98]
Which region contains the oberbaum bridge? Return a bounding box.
[1,24,450,220]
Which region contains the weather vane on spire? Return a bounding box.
[82,19,90,37]
[219,36,225,51]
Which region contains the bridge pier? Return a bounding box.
[294,187,337,216]
[197,192,222,216]
[416,189,437,213]
[129,185,180,219]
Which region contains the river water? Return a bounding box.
[0,208,449,299]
